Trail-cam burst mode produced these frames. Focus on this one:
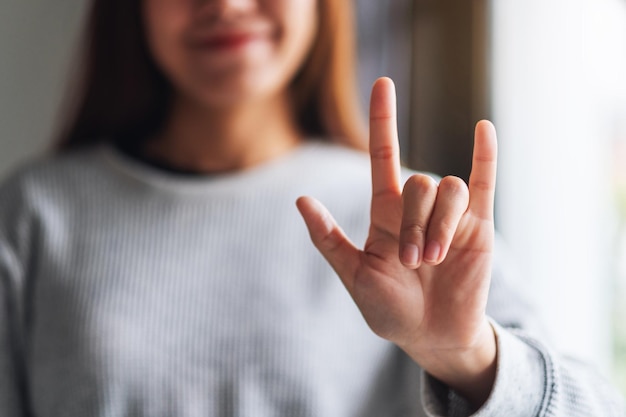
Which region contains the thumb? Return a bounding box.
[296,196,360,292]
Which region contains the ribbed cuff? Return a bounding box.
[420,320,549,417]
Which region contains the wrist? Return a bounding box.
[408,320,497,409]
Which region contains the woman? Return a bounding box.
[0,0,622,415]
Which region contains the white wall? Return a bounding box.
[0,0,88,178]
[492,0,626,374]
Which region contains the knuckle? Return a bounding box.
[369,113,394,122]
[318,228,343,252]
[469,179,494,192]
[370,325,396,341]
[370,144,396,160]
[474,154,496,164]
[401,223,427,240]
[436,218,457,237]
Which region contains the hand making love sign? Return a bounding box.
[297,77,498,407]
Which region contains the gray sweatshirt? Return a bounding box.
[0,141,622,416]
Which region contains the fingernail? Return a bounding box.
[424,241,441,263]
[401,244,419,266]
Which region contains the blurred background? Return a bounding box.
[1,0,626,395]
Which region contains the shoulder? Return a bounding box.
[0,146,113,233]
[0,147,106,204]
[0,145,124,265]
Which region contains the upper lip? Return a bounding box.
[198,32,261,47]
[190,24,273,47]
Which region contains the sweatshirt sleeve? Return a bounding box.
[421,322,624,417]
[0,239,28,416]
[0,174,32,416]
[419,236,625,417]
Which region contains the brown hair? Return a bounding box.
[55,0,366,152]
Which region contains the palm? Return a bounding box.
[297,77,497,361]
[356,208,493,353]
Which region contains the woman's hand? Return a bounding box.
[297,77,498,408]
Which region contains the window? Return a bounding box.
[492,0,626,389]
[358,0,626,393]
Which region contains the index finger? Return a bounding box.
[370,77,402,198]
[468,120,498,220]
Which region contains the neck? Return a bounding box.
[146,93,303,173]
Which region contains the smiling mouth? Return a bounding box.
[196,33,268,51]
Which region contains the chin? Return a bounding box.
[189,70,286,109]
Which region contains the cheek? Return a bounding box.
[275,0,318,72]
[142,1,190,79]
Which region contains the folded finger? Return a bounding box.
[399,174,438,268]
[424,176,469,265]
